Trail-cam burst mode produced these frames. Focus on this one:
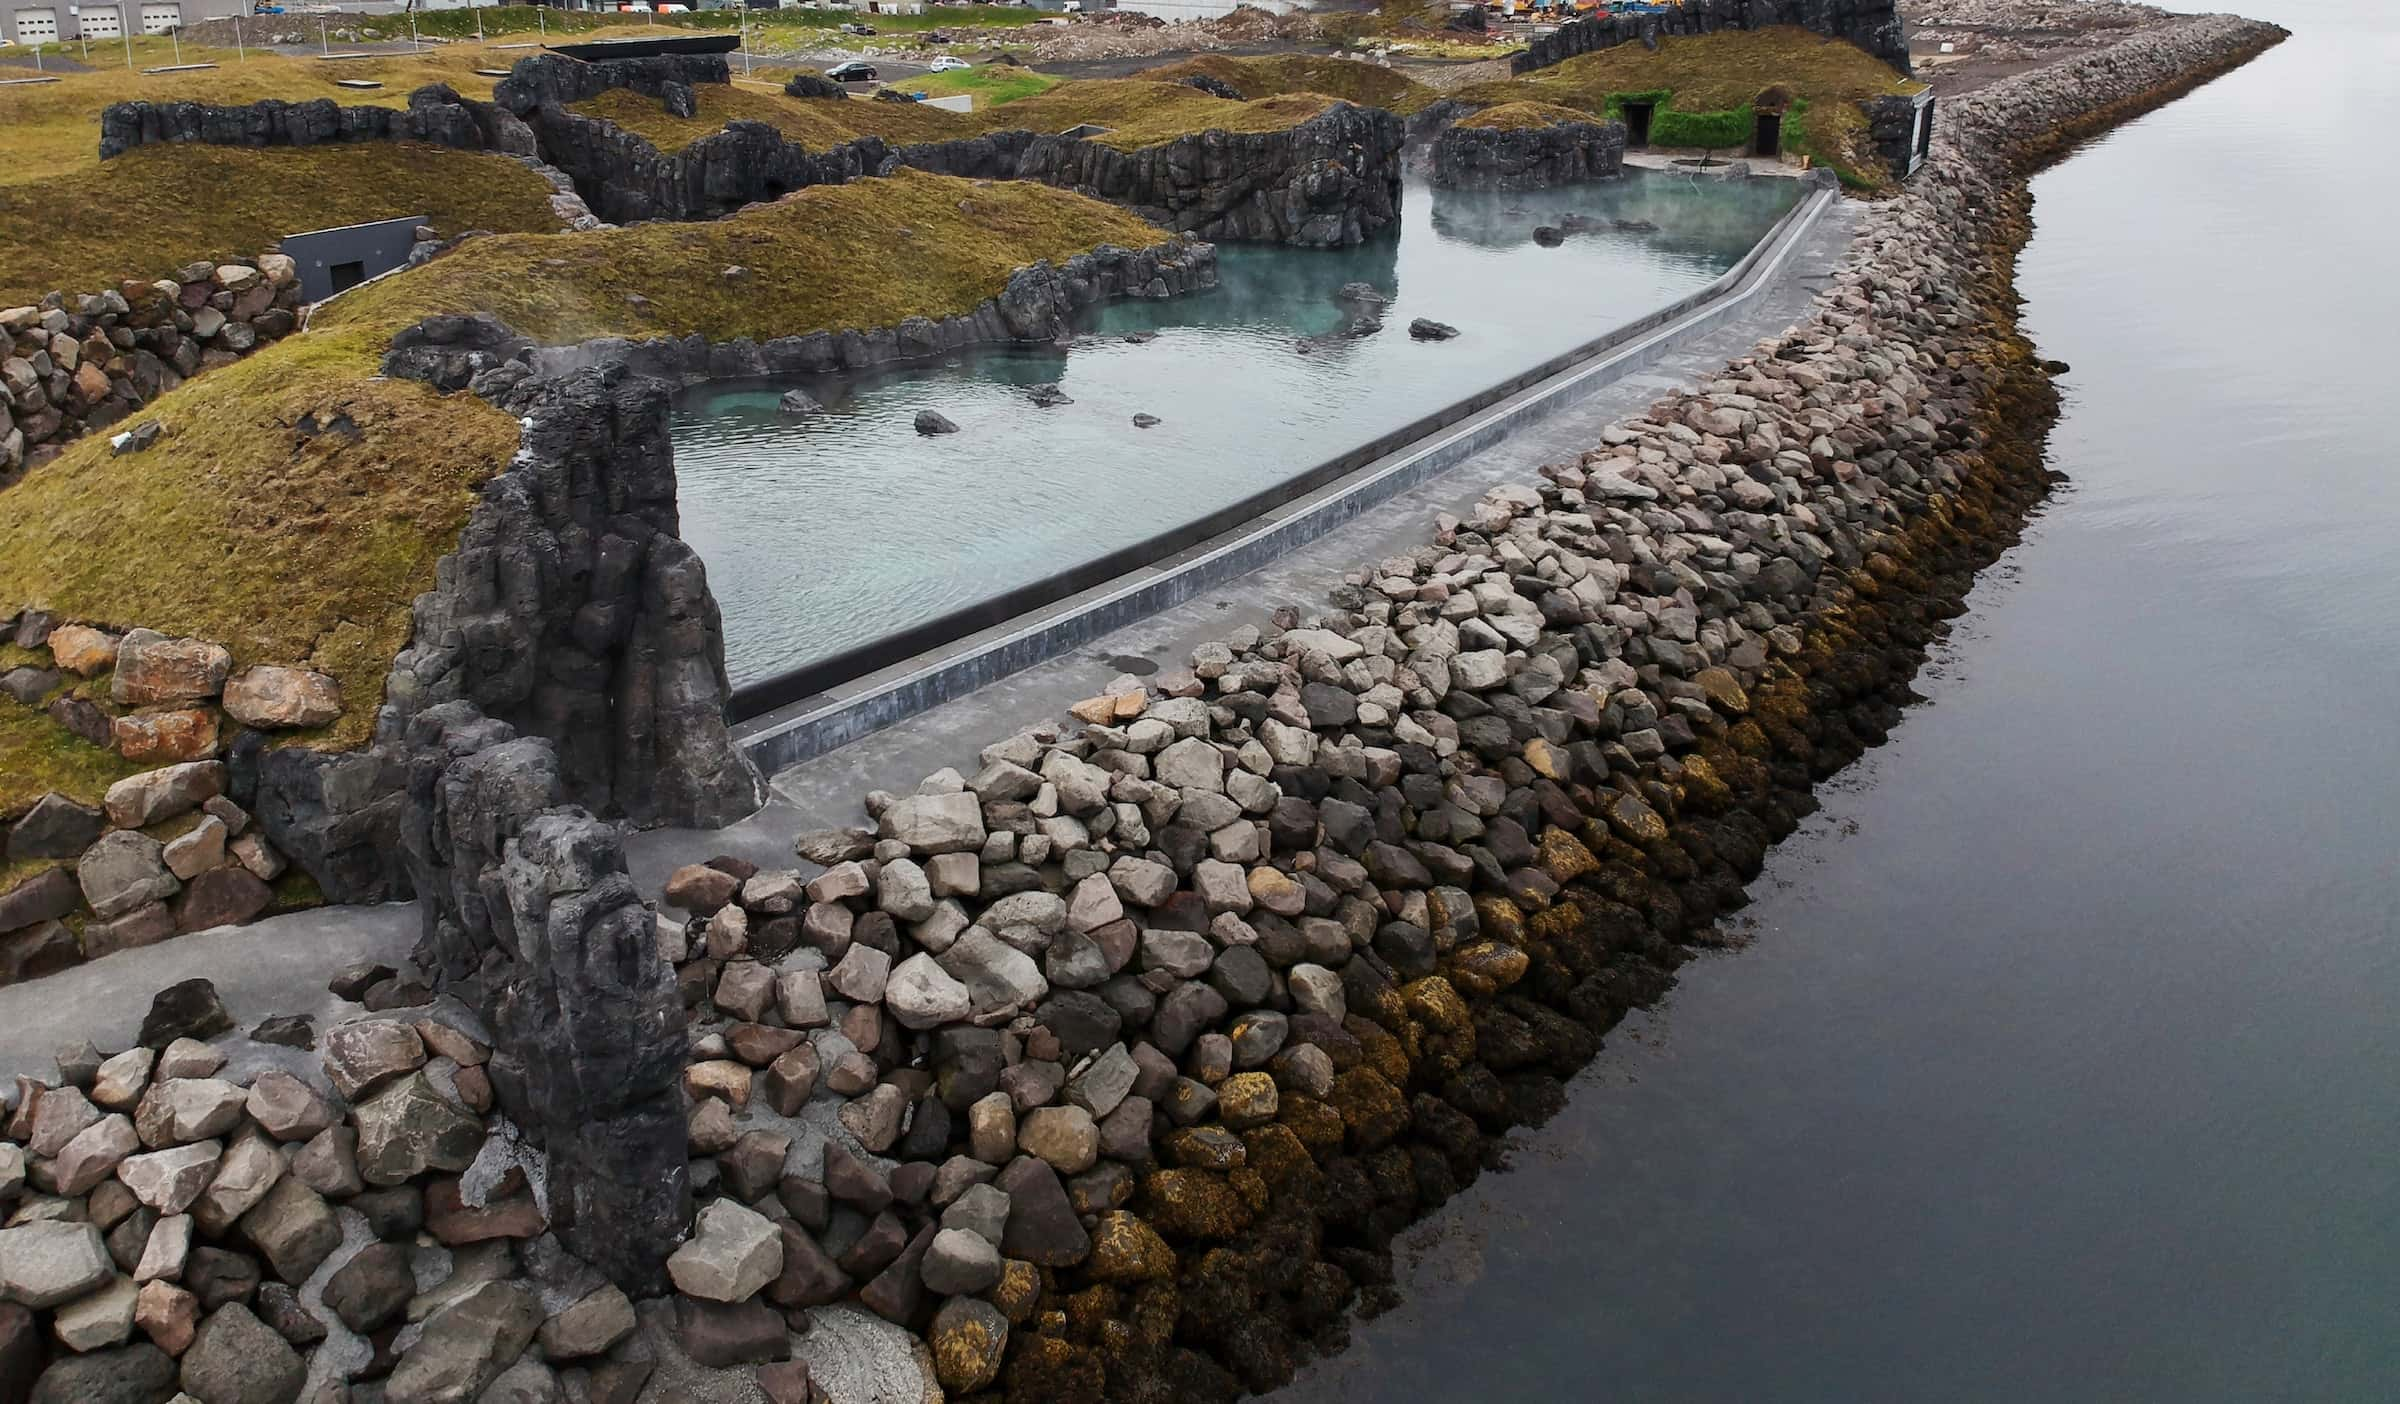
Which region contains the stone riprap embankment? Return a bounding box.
[1428,116,1630,190]
[0,12,2284,1404]
[0,259,301,481]
[1514,0,1912,75]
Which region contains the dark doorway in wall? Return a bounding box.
[1752,112,1782,158]
[327,260,367,294]
[1915,101,1936,160]
[1622,101,1654,147]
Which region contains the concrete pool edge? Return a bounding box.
[731,178,1841,776]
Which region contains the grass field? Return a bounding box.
[578,73,1344,155]
[0,143,560,306]
[894,65,1062,108]
[0,38,511,187]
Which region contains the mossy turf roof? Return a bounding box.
[1449,27,1923,186]
[1455,100,1607,131]
[0,38,513,187]
[0,325,518,757]
[318,169,1171,345]
[574,75,1344,157]
[1139,54,1438,114]
[0,172,1168,766]
[0,143,561,307]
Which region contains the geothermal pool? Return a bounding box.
[669,169,1803,691]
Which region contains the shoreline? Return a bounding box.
[0,14,2294,1404]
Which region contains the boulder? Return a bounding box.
[0,1222,112,1308]
[137,980,232,1047]
[78,833,178,922]
[111,632,229,707]
[102,764,225,830]
[665,1201,782,1304]
[351,1074,484,1186]
[6,795,105,863]
[383,1281,541,1404]
[219,668,340,730]
[177,1301,302,1404]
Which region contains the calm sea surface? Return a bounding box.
[1269,4,2400,1400]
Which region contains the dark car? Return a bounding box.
[839,22,877,35]
[826,60,879,82]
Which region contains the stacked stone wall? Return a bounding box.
[0,258,301,481]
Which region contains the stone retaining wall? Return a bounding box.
[1512,0,1910,76]
[1427,116,1630,190]
[0,609,342,984]
[0,15,2286,1403]
[0,258,302,482]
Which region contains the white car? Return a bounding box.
[927,56,971,72]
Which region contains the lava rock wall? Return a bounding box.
[1428,117,1629,190]
[98,83,535,161]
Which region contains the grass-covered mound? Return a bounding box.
[1139,54,1437,114]
[0,325,519,756]
[1456,100,1606,131]
[1453,27,1924,187]
[0,37,512,187]
[319,169,1169,345]
[0,172,1170,773]
[0,143,561,306]
[572,81,959,152]
[575,75,1344,159]
[0,669,139,817]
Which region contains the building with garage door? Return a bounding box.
[8,0,248,45]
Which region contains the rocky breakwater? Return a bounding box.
[1513,0,1910,76]
[1,259,301,481]
[588,12,2274,1403]
[1427,113,1629,191]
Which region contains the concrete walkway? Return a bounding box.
[0,198,1857,1081]
[0,902,416,1079]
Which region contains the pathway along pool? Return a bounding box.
[671,170,1800,689]
[1267,4,2400,1401]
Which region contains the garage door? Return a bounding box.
[11,7,59,42]
[77,5,122,38]
[138,2,177,32]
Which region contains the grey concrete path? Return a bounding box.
[623,198,1861,895]
[0,902,415,1078]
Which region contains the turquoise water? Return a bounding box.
[670,169,1801,686]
